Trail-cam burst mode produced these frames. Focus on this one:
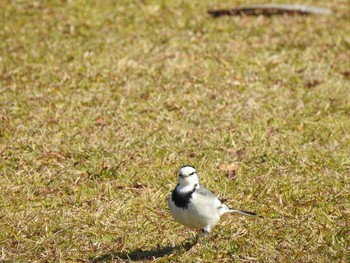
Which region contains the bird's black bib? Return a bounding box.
[171,184,197,209]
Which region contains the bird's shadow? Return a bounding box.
[90,236,199,262]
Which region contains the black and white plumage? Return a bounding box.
[168,165,256,234]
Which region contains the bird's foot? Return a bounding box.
[194,228,209,239]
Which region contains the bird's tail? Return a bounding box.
[228,209,257,217]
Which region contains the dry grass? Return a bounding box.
[1,0,350,262]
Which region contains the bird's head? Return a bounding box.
[178,165,199,187]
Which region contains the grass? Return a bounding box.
[1,0,350,262]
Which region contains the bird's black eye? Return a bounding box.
[189,172,195,176]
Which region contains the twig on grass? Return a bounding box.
[208,4,332,17]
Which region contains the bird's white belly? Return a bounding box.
[168,193,220,230]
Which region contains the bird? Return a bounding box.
[168,165,257,235]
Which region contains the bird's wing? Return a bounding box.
[196,186,223,208]
[196,186,216,198]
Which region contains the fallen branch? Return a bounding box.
[208,4,332,17]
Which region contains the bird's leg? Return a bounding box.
[201,228,210,236]
[195,228,211,246]
[195,228,210,239]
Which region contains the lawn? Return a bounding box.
[1,0,349,262]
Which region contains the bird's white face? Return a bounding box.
[178,166,199,187]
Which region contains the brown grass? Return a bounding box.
[1,0,349,262]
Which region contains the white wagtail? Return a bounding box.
[168,165,257,235]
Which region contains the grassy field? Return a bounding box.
[1,0,350,262]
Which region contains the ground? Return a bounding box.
[0,0,349,262]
